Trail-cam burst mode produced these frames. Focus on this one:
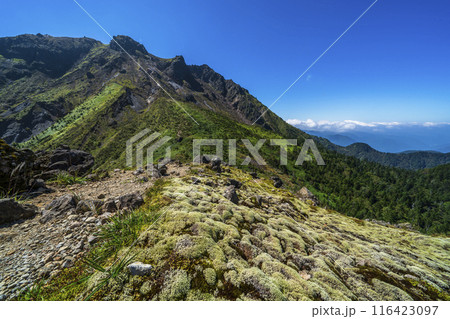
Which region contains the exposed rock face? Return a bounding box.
[160,55,202,91]
[0,140,94,195]
[0,198,37,224]
[34,145,94,179]
[0,139,35,193]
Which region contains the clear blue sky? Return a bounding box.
[1,0,449,123]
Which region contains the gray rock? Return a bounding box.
[85,216,97,223]
[272,176,283,188]
[227,178,242,189]
[193,155,211,164]
[87,235,98,245]
[224,186,239,204]
[48,161,69,171]
[127,262,153,276]
[99,212,113,224]
[117,192,144,211]
[102,199,117,212]
[45,194,77,213]
[210,157,222,173]
[61,257,74,268]
[0,199,37,224]
[39,210,63,224]
[133,167,144,175]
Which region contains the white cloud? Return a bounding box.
[286,119,450,132]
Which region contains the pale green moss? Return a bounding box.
[159,270,191,300]
[203,268,217,286]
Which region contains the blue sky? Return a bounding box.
[1,0,449,123]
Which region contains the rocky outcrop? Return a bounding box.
[34,145,94,179]
[0,198,37,224]
[0,140,94,195]
[0,139,35,194]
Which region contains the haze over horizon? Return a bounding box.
[0,0,449,125]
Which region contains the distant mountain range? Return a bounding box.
[304,125,450,153]
[292,126,450,170]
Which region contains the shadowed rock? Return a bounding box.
[0,198,37,224]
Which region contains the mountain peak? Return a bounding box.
[109,35,148,55]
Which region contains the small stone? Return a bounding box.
[62,257,74,268]
[133,167,144,175]
[87,235,98,245]
[85,217,97,223]
[127,262,153,276]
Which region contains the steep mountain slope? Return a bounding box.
[0,34,449,234]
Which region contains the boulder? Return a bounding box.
[45,194,77,213]
[0,198,37,224]
[272,176,283,188]
[193,155,211,164]
[103,199,118,212]
[227,178,242,189]
[36,146,94,178]
[117,192,144,211]
[224,185,239,204]
[210,157,222,173]
[48,161,69,171]
[157,164,168,176]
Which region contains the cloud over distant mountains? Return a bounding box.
[286,119,450,132]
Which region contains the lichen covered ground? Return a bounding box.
[32,165,450,301]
